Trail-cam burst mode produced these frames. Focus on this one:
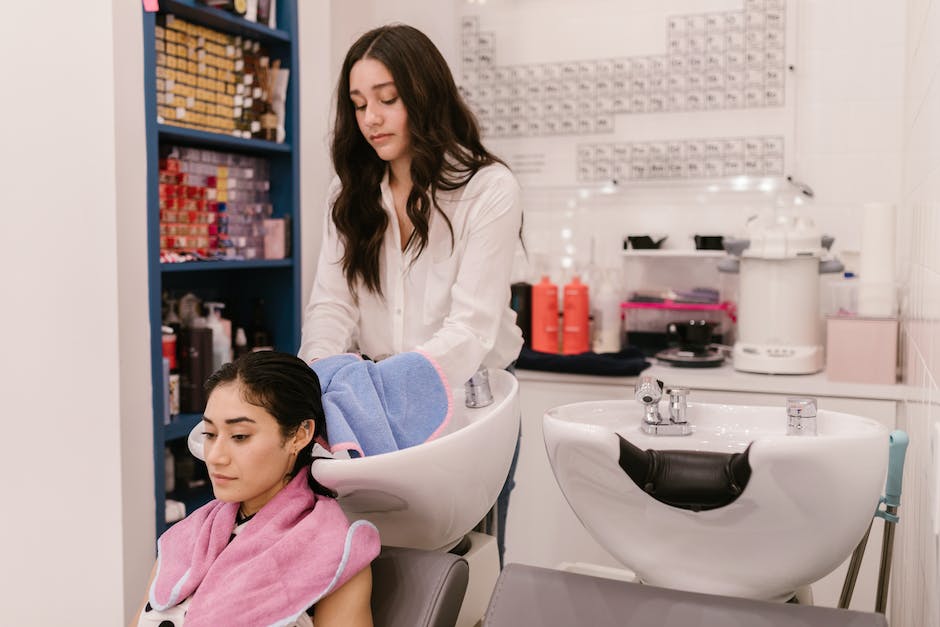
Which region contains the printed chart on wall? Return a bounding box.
[455,0,796,189]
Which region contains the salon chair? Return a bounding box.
[482,564,888,627]
[371,546,469,627]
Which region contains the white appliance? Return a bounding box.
[719,214,842,374]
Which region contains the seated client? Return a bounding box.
[134,351,380,627]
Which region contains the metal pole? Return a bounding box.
[839,520,873,609]
[875,505,898,614]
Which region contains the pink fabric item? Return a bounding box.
[150,471,380,627]
[143,0,159,11]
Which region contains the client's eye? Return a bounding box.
[232,434,250,442]
[202,432,217,440]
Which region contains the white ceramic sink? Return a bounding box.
[542,398,889,601]
[312,369,520,551]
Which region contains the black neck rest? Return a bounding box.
[617,434,752,512]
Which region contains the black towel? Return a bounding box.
[515,346,650,376]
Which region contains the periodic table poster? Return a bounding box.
[455,0,796,188]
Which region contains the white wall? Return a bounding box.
[893,1,940,625]
[322,1,907,283]
[515,0,907,282]
[0,1,152,624]
[299,2,334,310]
[113,0,158,620]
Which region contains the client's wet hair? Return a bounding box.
[205,351,336,498]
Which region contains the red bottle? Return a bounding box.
[531,276,559,353]
[562,276,590,354]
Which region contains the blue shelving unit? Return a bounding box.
[143,0,300,538]
[158,124,292,154]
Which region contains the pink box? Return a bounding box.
[263,218,286,260]
[825,316,898,384]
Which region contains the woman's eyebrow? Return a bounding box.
[349,81,395,96]
[201,416,256,425]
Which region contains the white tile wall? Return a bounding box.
[896,0,940,624]
[520,0,906,288]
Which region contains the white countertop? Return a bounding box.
[515,361,914,402]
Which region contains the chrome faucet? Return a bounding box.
[635,376,663,423]
[465,366,494,408]
[787,397,818,436]
[634,376,693,436]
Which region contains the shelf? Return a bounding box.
[145,0,300,540]
[161,258,293,272]
[158,0,290,43]
[622,300,733,311]
[166,413,203,441]
[622,250,727,258]
[518,175,811,212]
[522,175,795,195]
[158,124,291,154]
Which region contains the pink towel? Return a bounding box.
[151,471,380,626]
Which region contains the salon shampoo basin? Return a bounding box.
[542,399,889,602]
[312,369,519,551]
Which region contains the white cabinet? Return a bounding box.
[504,369,900,612]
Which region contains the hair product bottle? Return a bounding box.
[562,275,590,354]
[510,282,533,348]
[592,269,623,353]
[205,302,231,371]
[531,275,559,353]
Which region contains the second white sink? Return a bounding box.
[543,398,889,601]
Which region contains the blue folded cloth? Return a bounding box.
[515,346,650,376]
[311,352,453,458]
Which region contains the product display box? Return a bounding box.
[825,316,898,384]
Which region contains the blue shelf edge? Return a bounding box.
[159,0,290,43]
[158,124,291,154]
[160,258,293,273]
[165,413,203,441]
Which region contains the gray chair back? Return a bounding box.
[482,564,888,627]
[372,546,469,627]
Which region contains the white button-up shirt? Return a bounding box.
[299,162,524,387]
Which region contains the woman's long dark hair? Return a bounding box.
[204,351,336,498]
[331,24,504,296]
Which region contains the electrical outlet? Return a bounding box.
[933,423,940,537]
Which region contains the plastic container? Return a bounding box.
[562,276,590,354]
[621,300,733,333]
[204,301,231,371]
[592,270,623,353]
[510,282,533,348]
[531,276,559,353]
[622,300,735,354]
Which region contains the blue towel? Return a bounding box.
[311,352,454,458]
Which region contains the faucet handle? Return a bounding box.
[666,387,690,423]
[787,397,817,418]
[786,397,818,436]
[665,386,690,399]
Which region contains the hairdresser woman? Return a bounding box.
[299,24,523,564]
